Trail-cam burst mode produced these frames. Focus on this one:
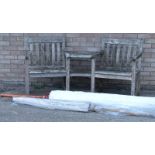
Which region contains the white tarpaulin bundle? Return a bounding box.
[49,90,155,117]
[13,97,90,112]
[12,90,155,117]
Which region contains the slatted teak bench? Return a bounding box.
[24,37,66,94]
[91,39,144,95]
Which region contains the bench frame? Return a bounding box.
[24,37,66,94]
[91,39,144,95]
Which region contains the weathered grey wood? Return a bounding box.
[116,44,121,66]
[136,40,143,96]
[127,45,132,64]
[52,43,55,65]
[24,37,66,94]
[136,72,141,96]
[110,44,115,66]
[95,71,132,76]
[95,71,131,80]
[45,43,50,65]
[91,58,95,92]
[70,73,91,77]
[40,43,45,65]
[62,38,66,67]
[66,57,70,90]
[29,65,65,70]
[29,43,33,65]
[122,45,127,67]
[27,38,64,43]
[57,43,61,64]
[96,38,144,95]
[106,43,110,65]
[35,43,40,65]
[30,72,66,78]
[65,51,100,59]
[102,38,142,45]
[25,56,30,94]
[131,62,136,95]
[64,49,101,91]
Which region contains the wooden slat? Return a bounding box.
[127,45,132,63]
[116,44,121,66]
[52,43,56,65]
[111,44,116,66]
[101,41,105,52]
[29,65,65,69]
[44,43,50,66]
[70,73,91,77]
[132,45,137,59]
[30,73,66,78]
[62,38,65,67]
[121,45,127,67]
[95,71,131,76]
[27,37,64,43]
[49,43,52,65]
[95,74,132,80]
[106,43,110,65]
[32,44,37,65]
[39,43,45,65]
[29,43,33,65]
[56,42,61,64]
[35,43,40,65]
[102,39,142,46]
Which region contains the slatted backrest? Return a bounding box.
[25,37,65,69]
[101,39,143,71]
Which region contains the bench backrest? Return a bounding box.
[101,39,143,71]
[25,37,65,69]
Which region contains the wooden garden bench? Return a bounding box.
[91,39,144,95]
[24,37,66,94]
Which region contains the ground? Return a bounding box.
[1,86,155,122]
[0,97,155,122]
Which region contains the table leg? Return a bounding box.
[66,57,70,90]
[91,58,95,92]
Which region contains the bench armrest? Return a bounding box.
[128,51,143,64]
[132,52,143,61]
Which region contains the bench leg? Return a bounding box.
[91,58,95,92]
[25,63,30,94]
[136,72,141,96]
[131,79,136,96]
[131,72,141,96]
[66,57,70,91]
[131,70,136,96]
[131,62,136,96]
[25,79,30,94]
[25,76,30,94]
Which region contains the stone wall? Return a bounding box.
[0,33,155,91]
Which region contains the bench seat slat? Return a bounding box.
[95,71,132,80]
[95,71,132,77]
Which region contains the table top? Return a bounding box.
[65,50,101,59]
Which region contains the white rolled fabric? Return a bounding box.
[13,97,90,112]
[49,90,155,117]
